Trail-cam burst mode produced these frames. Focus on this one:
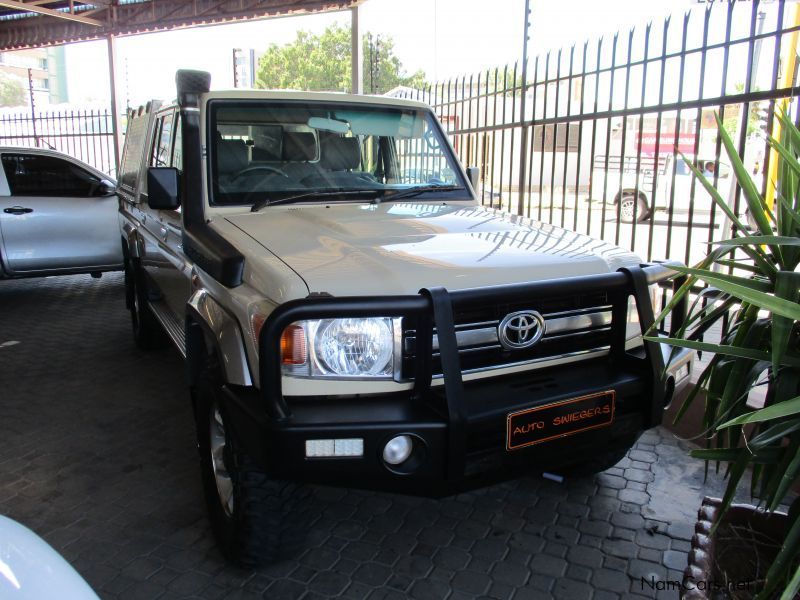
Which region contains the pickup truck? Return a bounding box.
[0,146,121,279]
[118,69,693,565]
[591,153,732,223]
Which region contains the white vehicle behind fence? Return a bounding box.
[591,154,733,223]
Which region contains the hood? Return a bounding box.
[225,202,641,297]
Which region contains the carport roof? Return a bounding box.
[0,0,362,51]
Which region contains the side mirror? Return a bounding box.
[466,166,480,191]
[147,167,181,210]
[98,179,116,196]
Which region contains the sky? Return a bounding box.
[61,0,693,108]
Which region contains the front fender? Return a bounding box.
[186,289,253,387]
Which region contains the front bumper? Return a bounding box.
[226,263,692,496]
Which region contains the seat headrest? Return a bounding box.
[217,139,249,174]
[320,136,361,171]
[282,132,317,161]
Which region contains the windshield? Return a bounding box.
[208,101,468,206]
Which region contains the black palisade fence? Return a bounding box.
[0,107,116,176]
[390,0,800,270]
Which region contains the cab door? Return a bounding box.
[139,110,192,318]
[0,151,122,274]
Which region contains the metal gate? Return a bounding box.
[0,108,117,176]
[391,0,800,268]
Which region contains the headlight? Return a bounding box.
[281,317,397,379]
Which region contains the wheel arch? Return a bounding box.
[614,189,649,204]
[186,289,253,390]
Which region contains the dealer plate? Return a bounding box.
[506,390,616,451]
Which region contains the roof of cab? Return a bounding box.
[201,89,431,110]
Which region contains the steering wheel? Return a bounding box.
[231,165,289,181]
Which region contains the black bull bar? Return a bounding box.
[258,262,688,476]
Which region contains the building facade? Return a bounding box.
[0,46,68,107]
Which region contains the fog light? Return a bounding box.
[383,435,413,465]
[334,438,364,457]
[305,438,363,458]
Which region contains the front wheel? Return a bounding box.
[619,193,650,223]
[194,357,299,566]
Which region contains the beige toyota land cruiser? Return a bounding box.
[118,69,693,565]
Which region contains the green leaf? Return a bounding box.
[678,150,750,236]
[716,317,770,436]
[772,271,800,373]
[776,109,800,158]
[750,419,800,448]
[670,265,800,322]
[718,395,800,428]
[714,235,800,247]
[779,564,800,600]
[714,259,764,273]
[643,336,800,367]
[686,301,737,347]
[689,448,742,461]
[775,191,800,231]
[762,511,800,598]
[715,113,776,242]
[671,265,773,292]
[690,446,781,463]
[766,134,800,179]
[682,293,735,337]
[647,273,696,334]
[671,357,716,425]
[768,440,800,512]
[737,244,778,279]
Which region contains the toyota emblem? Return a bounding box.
[498,310,545,350]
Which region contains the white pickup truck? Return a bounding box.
[592,153,732,223]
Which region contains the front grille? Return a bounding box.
[401,292,614,379]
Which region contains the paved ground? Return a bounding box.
[0,273,749,600]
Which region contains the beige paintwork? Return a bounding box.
[121,88,670,398]
[221,201,642,298]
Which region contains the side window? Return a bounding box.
[151,112,174,167]
[1,153,100,197]
[172,116,182,170]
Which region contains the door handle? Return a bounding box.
[4,206,33,215]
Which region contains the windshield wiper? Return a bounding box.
[376,184,465,203]
[251,189,379,212]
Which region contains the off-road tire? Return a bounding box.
[126,259,167,350]
[619,193,650,224]
[194,355,300,566]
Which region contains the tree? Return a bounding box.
[255,23,426,95]
[364,33,426,94]
[0,73,26,107]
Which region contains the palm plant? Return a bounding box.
[646,111,800,599]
